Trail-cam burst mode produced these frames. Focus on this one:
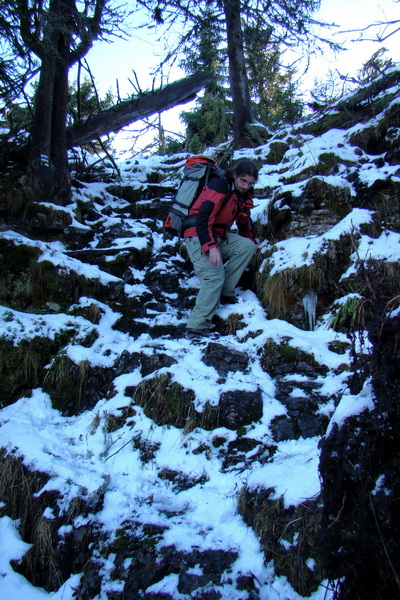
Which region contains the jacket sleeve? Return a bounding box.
[195,177,230,252]
[236,197,255,242]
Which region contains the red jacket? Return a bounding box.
[183,176,255,253]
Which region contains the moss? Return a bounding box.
[31,260,81,307]
[317,152,339,174]
[0,239,114,310]
[304,177,352,216]
[327,340,351,355]
[192,444,211,456]
[0,239,39,271]
[212,436,227,448]
[299,110,354,136]
[69,303,103,324]
[260,337,329,378]
[100,254,130,278]
[265,141,290,165]
[43,355,90,414]
[0,240,39,310]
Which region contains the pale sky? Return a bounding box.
[85,0,400,94]
[310,0,400,80]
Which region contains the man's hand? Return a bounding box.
[208,247,221,267]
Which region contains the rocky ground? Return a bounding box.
[1,68,400,600]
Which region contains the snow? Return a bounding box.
[261,208,375,277]
[326,379,376,435]
[2,116,400,599]
[0,516,81,599]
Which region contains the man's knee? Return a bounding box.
[241,237,257,260]
[203,268,225,286]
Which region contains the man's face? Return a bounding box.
[233,173,256,195]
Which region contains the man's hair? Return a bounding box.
[228,159,259,181]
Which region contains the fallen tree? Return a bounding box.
[66,71,212,148]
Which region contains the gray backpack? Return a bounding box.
[163,155,225,240]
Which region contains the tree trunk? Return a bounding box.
[50,33,71,203]
[27,2,72,206]
[27,54,58,201]
[28,60,71,205]
[223,0,254,148]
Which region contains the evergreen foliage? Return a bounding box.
[181,92,231,153]
[140,0,334,148]
[243,27,304,128]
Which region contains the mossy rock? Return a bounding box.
[238,487,323,597]
[260,338,329,378]
[43,355,116,415]
[256,235,354,325]
[127,373,196,430]
[265,141,290,164]
[0,238,119,310]
[302,177,352,216]
[97,248,151,279]
[0,333,73,406]
[299,109,357,137]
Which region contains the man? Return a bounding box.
[183,159,259,337]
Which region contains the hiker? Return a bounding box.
[183,159,259,337]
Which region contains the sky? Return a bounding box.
[1,91,400,597]
[74,0,400,152]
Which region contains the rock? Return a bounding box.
[202,342,249,377]
[270,415,296,441]
[140,352,178,376]
[218,389,263,429]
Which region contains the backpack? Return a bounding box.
[163,155,226,240]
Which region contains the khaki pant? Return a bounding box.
[185,232,256,330]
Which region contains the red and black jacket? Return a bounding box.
[183,176,255,253]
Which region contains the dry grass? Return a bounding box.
[132,374,196,429]
[237,486,323,596]
[258,263,326,318]
[0,450,64,588]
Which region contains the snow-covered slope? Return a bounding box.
[1,68,400,600]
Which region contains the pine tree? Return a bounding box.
[139,0,338,148]
[243,26,303,128]
[1,0,130,204]
[179,8,231,151]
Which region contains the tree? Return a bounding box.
[179,8,231,151]
[139,0,339,148]
[0,1,38,108]
[5,0,130,204]
[181,92,230,153]
[243,25,303,128]
[223,0,254,147]
[65,71,212,147]
[357,48,394,84]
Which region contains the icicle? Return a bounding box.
[302,290,318,330]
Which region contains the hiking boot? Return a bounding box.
[220,295,238,304]
[186,328,214,338]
